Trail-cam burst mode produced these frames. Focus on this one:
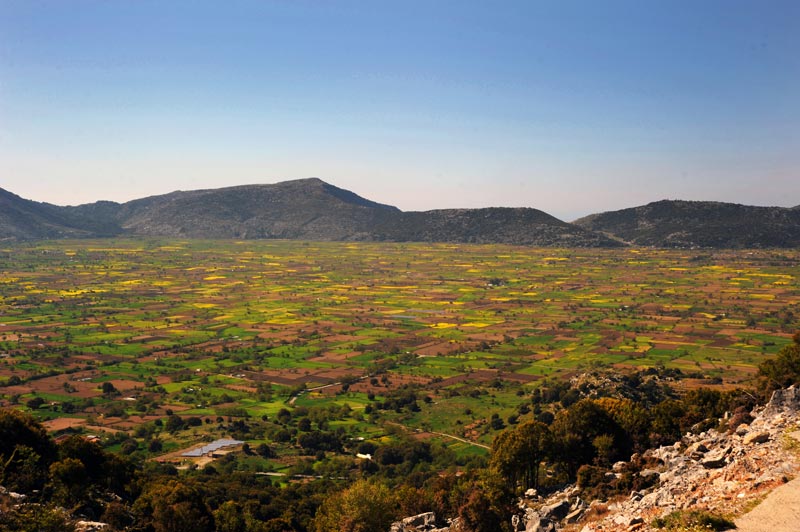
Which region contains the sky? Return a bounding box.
[0,1,798,220]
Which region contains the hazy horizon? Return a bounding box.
[1,1,798,221]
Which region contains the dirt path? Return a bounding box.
[430,431,490,450]
[734,477,800,531]
[735,431,800,532]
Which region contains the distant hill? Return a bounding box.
[574,200,800,248]
[6,181,799,247]
[0,188,121,240]
[110,178,401,240]
[0,178,620,247]
[380,208,617,247]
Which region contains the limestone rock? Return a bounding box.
[764,386,800,416]
[539,499,571,521]
[743,431,770,445]
[75,523,108,532]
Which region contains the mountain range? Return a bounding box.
[1,178,798,248]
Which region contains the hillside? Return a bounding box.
[0,188,119,240]
[5,182,800,247]
[111,178,401,240]
[574,200,800,248]
[0,179,620,246]
[381,208,617,247]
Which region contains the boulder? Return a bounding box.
[391,512,439,531]
[686,442,708,455]
[402,512,436,529]
[566,508,584,524]
[526,519,556,532]
[75,523,108,532]
[539,499,571,521]
[627,516,645,531]
[764,386,800,416]
[701,447,730,469]
[743,431,770,445]
[639,469,660,480]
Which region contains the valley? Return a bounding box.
[1,240,797,463]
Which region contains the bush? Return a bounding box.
[576,465,607,489]
[652,510,735,531]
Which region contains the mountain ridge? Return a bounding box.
[2,180,799,248]
[574,199,800,248]
[0,179,618,247]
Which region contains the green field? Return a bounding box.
[0,240,798,461]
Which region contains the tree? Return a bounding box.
[1,444,48,494]
[0,503,76,532]
[490,421,551,491]
[213,501,247,532]
[166,414,185,433]
[57,435,107,482]
[314,479,399,532]
[101,381,118,396]
[133,479,215,532]
[550,399,624,479]
[458,489,507,532]
[49,458,89,508]
[759,332,800,393]
[594,397,651,453]
[0,409,56,494]
[256,443,273,457]
[455,473,515,532]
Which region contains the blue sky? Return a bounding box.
[1,1,798,220]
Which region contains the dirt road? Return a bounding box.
[735,431,800,532]
[734,476,800,531]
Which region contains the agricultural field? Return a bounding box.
[0,240,798,470]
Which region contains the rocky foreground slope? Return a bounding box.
[392,387,800,532]
[571,386,800,531]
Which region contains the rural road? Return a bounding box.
[735,431,800,532]
[734,476,800,531]
[430,431,490,450]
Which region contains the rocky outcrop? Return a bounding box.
[389,512,453,532]
[576,386,800,531]
[763,386,800,416]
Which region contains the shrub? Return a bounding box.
[652,510,735,531]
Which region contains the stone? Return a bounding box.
[571,498,586,511]
[539,499,571,521]
[612,513,638,526]
[75,523,108,532]
[764,386,800,416]
[686,442,709,455]
[627,517,645,531]
[743,431,770,445]
[526,518,556,532]
[402,512,436,529]
[566,508,584,523]
[701,448,729,469]
[639,469,660,479]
